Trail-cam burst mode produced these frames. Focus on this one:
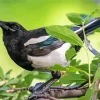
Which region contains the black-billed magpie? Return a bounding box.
[0,18,100,94]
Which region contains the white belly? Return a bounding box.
[27,43,71,69]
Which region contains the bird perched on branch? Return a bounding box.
[0,18,100,94]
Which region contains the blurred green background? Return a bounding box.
[0,0,100,77]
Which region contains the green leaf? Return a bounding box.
[93,67,100,82]
[6,78,20,85]
[66,47,76,60]
[89,57,100,82]
[45,25,83,46]
[34,72,51,80]
[70,59,81,67]
[17,70,30,80]
[0,90,14,97]
[94,28,100,32]
[24,74,34,86]
[53,81,62,86]
[80,14,95,22]
[67,67,88,76]
[16,91,28,100]
[66,13,83,24]
[94,53,100,59]
[5,70,12,80]
[78,84,95,100]
[60,73,86,84]
[0,67,4,80]
[50,64,67,71]
[76,59,98,74]
[66,13,95,24]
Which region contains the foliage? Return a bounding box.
[0,69,51,99]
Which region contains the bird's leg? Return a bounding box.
[35,71,61,93]
[28,71,61,99]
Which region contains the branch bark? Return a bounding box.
[27,87,87,100]
[47,87,87,98]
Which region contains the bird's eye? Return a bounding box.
[11,25,19,30]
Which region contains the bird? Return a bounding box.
[0,18,100,95]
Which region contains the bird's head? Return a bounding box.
[0,21,27,33]
[0,21,27,51]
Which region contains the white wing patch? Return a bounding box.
[24,36,50,46]
[27,43,71,69]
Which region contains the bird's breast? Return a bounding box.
[27,43,71,69]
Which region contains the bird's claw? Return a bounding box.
[29,83,44,93]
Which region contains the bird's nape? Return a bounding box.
[74,18,100,34]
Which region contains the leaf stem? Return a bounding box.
[82,22,91,87]
[81,4,100,87]
[84,4,100,22]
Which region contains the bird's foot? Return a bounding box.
[27,71,61,100]
[51,71,61,79]
[29,78,58,95]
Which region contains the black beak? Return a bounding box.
[0,21,9,30]
[0,21,15,32]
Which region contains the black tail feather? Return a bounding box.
[73,18,100,52]
[75,18,100,35]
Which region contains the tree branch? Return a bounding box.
[27,86,87,100]
[47,87,87,98]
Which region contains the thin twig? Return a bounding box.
[92,79,100,100]
[92,62,100,100]
[6,87,29,93]
[82,22,91,87]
